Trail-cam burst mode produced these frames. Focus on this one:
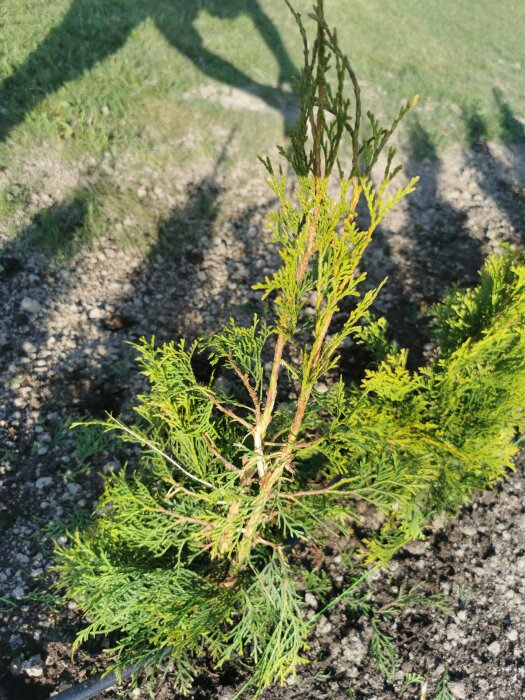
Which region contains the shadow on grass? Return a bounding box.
[21,186,107,263]
[0,0,298,144]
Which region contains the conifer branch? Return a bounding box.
[107,419,214,490]
[255,536,282,551]
[165,483,205,501]
[260,333,286,437]
[280,485,338,499]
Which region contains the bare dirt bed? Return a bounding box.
[0,141,524,699]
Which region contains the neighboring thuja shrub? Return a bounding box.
[56,1,525,696]
[338,250,525,563]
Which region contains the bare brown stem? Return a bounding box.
[260,333,286,437]
[205,391,253,432]
[165,483,204,500]
[153,506,212,529]
[232,0,353,566]
[202,433,239,472]
[280,485,338,499]
[285,298,335,449]
[226,353,261,416]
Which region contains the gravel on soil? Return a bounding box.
[0,141,524,699]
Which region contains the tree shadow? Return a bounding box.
[359,117,485,367]
[493,87,525,145]
[363,93,525,366]
[401,118,484,297]
[0,140,277,665]
[0,0,298,144]
[0,133,275,453]
[0,173,128,420]
[0,187,94,362]
[462,89,525,243]
[8,184,110,264]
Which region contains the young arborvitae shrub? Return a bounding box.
[56,1,525,696]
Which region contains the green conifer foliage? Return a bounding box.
[56,2,525,696]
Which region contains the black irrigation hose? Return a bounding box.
[50,662,139,700]
[50,647,175,700]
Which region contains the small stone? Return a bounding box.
[66,482,81,495]
[9,634,23,650]
[305,593,318,610]
[447,625,461,641]
[12,585,25,599]
[449,681,467,699]
[488,640,501,656]
[21,341,37,354]
[88,307,105,320]
[507,629,518,642]
[516,556,525,572]
[20,297,42,314]
[404,539,426,555]
[461,525,477,537]
[342,632,366,665]
[316,615,332,636]
[9,658,22,676]
[21,655,44,678]
[35,476,53,489]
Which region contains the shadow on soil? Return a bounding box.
[0,0,298,144]
[462,88,525,242]
[0,91,524,699]
[360,91,524,367]
[1,92,523,493]
[0,131,272,516]
[0,138,275,697]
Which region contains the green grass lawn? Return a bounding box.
[0,0,523,255]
